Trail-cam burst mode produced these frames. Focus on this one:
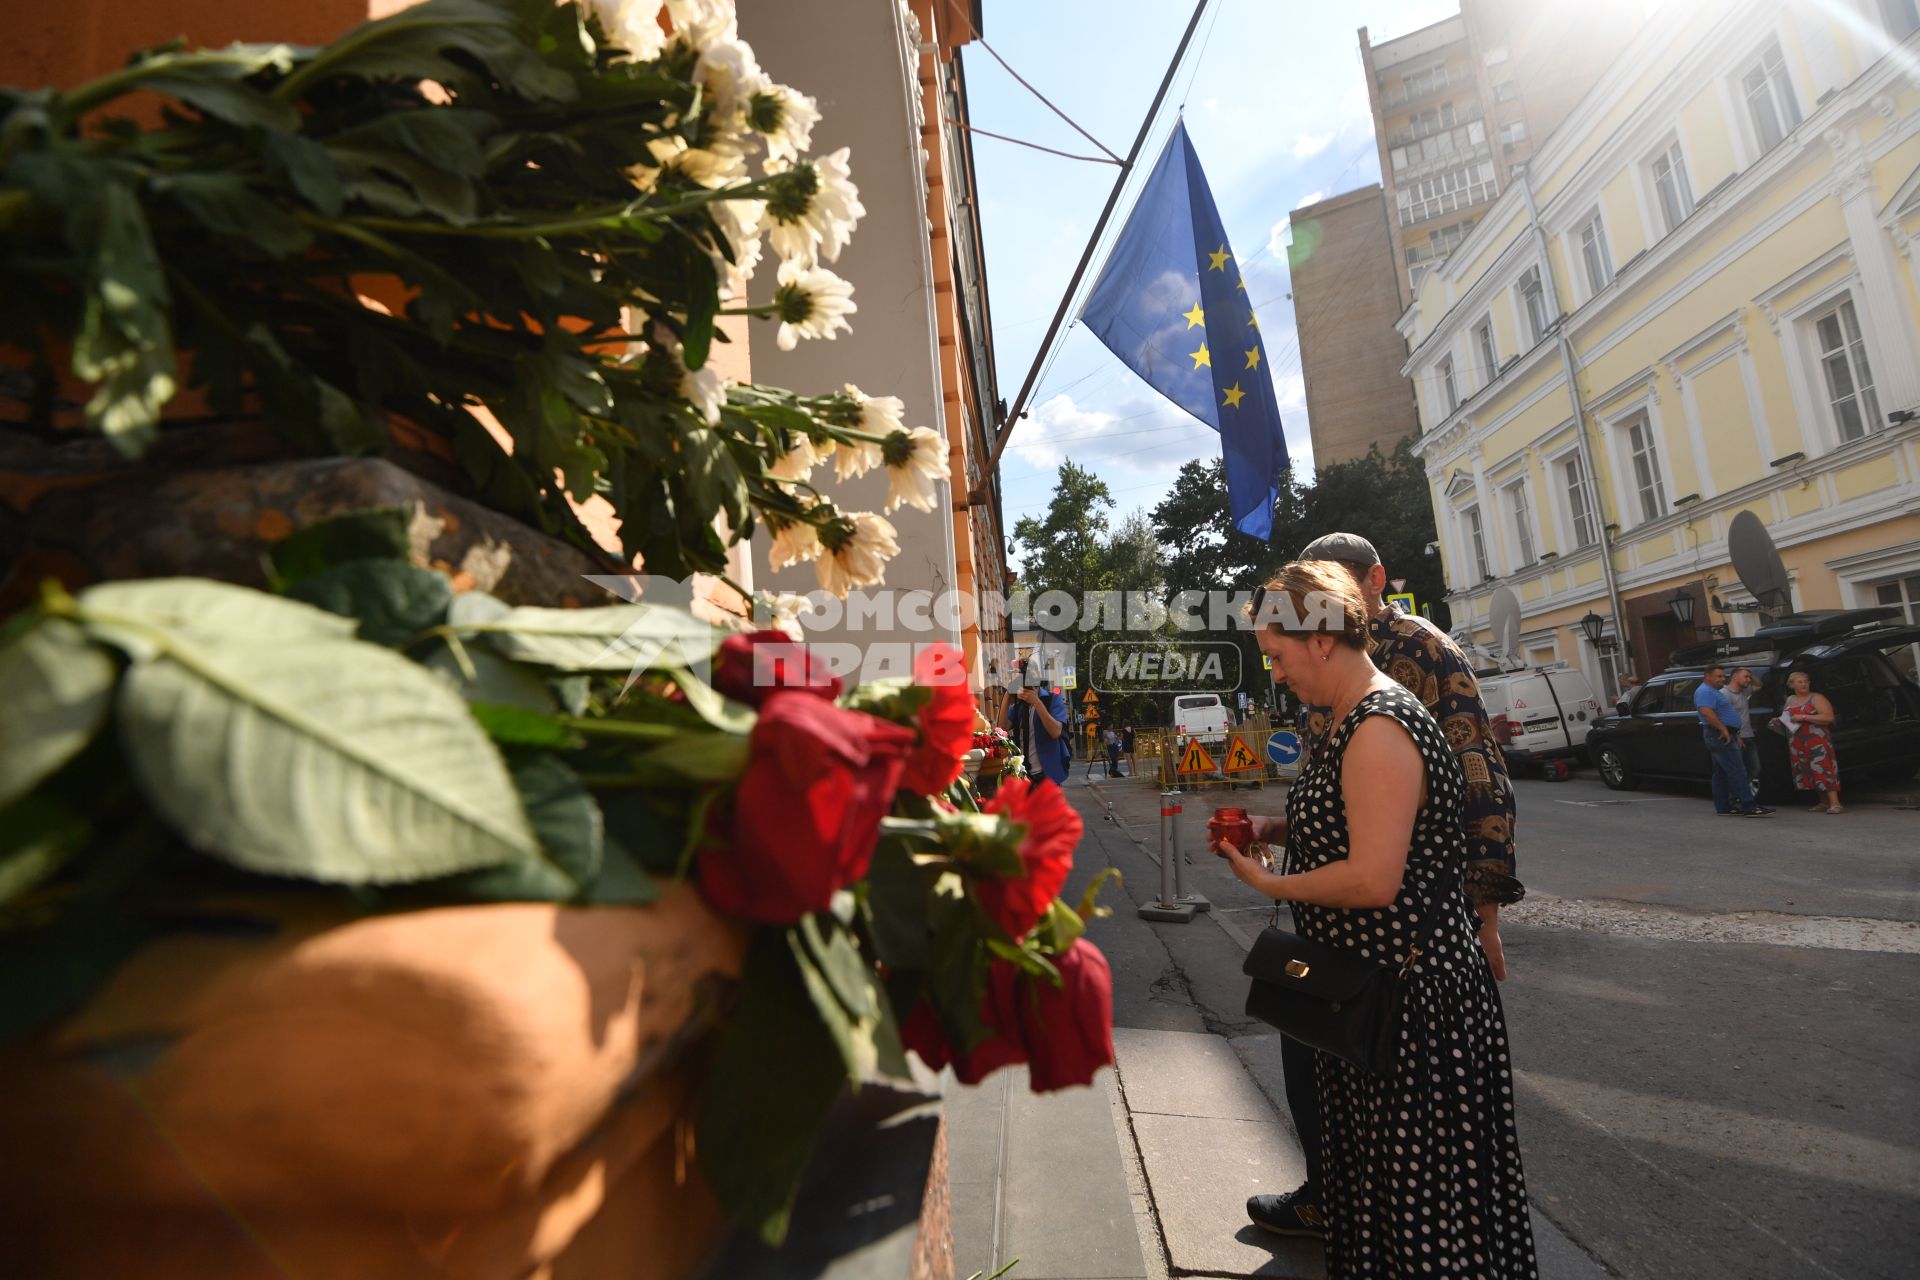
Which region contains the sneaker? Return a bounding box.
[1740,806,1775,817]
[1716,810,1740,816]
[1247,1190,1328,1239]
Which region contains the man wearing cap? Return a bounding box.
[1244,531,1523,1242]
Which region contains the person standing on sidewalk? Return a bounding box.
[1694,665,1773,817]
[1725,666,1763,802]
[1220,560,1537,1277]
[1247,532,1522,1241]
[1000,660,1070,787]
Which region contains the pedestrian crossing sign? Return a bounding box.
[1177,738,1218,774]
[1223,737,1262,772]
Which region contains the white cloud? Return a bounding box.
[1290,131,1334,161]
[1013,391,1217,483]
[1294,190,1326,210]
[1267,217,1294,259]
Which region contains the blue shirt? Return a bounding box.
[1694,682,1741,733]
[1009,689,1072,785]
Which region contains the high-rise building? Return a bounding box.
[1287,186,1420,465]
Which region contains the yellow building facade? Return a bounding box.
[1404,0,1920,696]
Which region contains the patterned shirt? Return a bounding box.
[1297,610,1523,908]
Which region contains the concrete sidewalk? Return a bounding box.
[945,773,1607,1280]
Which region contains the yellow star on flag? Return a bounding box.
[1245,346,1261,369]
[1248,312,1260,330]
[1190,342,1211,370]
[1236,278,1247,291]
[1182,303,1205,329]
[1222,383,1246,409]
[1208,245,1230,272]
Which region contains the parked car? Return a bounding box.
[1171,693,1231,745]
[1585,609,1920,798]
[1477,665,1603,768]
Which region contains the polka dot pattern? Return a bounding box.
[1285,685,1538,1278]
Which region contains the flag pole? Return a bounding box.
[984,0,1213,476]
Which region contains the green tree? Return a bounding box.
[1300,437,1449,630]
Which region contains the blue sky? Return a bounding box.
[963,0,1458,546]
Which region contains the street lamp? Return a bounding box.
[1667,587,1695,626]
[1577,611,1606,646]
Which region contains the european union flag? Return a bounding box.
[1082,121,1288,540]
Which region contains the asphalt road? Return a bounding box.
[1083,768,1920,1279]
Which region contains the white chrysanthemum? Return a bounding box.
[768,435,819,485]
[640,134,748,191]
[749,85,821,168]
[832,383,899,480]
[672,341,726,425]
[768,517,823,570]
[766,148,864,267]
[664,0,734,37]
[590,0,670,61]
[755,590,813,640]
[882,426,948,514]
[773,260,856,351]
[815,511,898,597]
[694,31,769,131]
[709,196,766,291]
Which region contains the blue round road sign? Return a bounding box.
[1266,730,1301,767]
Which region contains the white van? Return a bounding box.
[1476,665,1602,767]
[1172,694,1231,745]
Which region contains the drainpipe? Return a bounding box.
[1515,165,1630,671]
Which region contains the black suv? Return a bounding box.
[1585,609,1920,799]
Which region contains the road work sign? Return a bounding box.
[1177,738,1218,775]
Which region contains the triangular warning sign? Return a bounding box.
[1082,688,1099,704]
[1177,738,1218,774]
[1223,736,1263,772]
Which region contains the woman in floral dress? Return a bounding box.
[1782,671,1841,813]
[1217,560,1536,1278]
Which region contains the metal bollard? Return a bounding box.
[1137,789,1197,923]
[1169,787,1210,913]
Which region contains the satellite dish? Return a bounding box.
[1488,586,1524,662]
[1727,511,1791,621]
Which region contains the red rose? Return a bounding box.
[972,775,1080,940]
[698,690,914,924]
[711,631,843,707]
[1015,940,1115,1091]
[901,940,1115,1091]
[897,643,976,796]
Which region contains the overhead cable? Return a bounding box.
[977,38,1123,163]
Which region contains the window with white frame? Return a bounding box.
[1622,414,1668,523]
[1505,478,1536,564]
[1463,505,1491,582]
[1576,213,1613,297]
[1440,355,1459,413]
[1740,40,1802,153]
[1474,316,1499,384]
[1648,140,1693,236]
[1562,455,1598,548]
[1884,0,1920,39]
[1519,266,1548,344]
[1500,120,1528,147]
[1494,80,1518,103]
[1870,573,1920,681]
[1812,297,1881,442]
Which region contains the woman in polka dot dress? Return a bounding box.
[1219,560,1537,1278]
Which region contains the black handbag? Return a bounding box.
[1242,866,1463,1076]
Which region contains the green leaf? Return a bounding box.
[71,180,177,455]
[670,666,756,735]
[862,837,933,972]
[468,701,581,748]
[0,618,118,810]
[118,43,303,130]
[931,809,1027,879]
[301,0,577,104]
[115,632,539,884]
[466,604,723,672]
[422,639,560,713]
[1036,897,1085,952]
[797,914,877,1025]
[267,507,412,587]
[328,110,495,225]
[583,835,658,905]
[286,560,452,646]
[0,793,92,907]
[153,172,311,258]
[1075,866,1122,922]
[437,752,602,901]
[79,577,356,662]
[262,130,344,215]
[680,246,719,370]
[837,678,934,727]
[698,932,848,1246]
[635,730,747,780]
